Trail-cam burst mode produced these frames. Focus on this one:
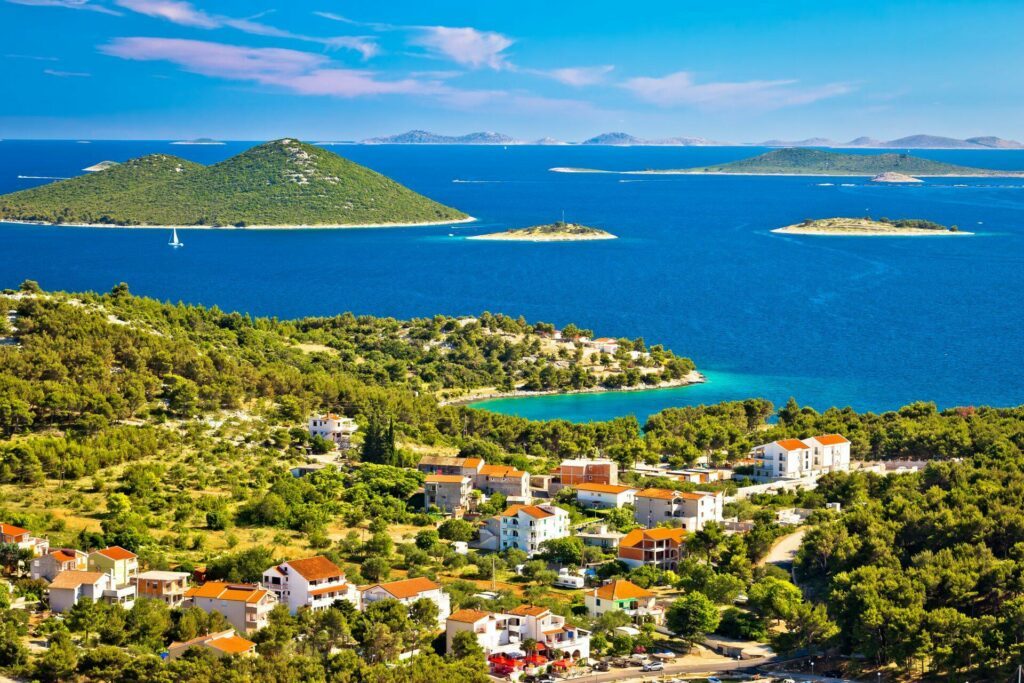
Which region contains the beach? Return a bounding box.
[0,216,477,230]
[439,370,705,406]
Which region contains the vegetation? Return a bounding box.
[0,139,467,227]
[777,217,961,234]
[683,148,1016,176]
[469,221,617,241]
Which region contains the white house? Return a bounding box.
[47,570,112,613]
[446,605,590,663]
[752,434,851,480]
[574,483,637,509]
[360,577,450,627]
[31,549,87,582]
[589,337,620,355]
[307,413,358,449]
[499,504,570,556]
[262,556,358,614]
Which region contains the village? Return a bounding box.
[0,409,874,681]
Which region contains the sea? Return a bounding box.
[2,140,1023,423]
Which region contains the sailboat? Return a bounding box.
[168,227,183,248]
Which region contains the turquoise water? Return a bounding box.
[2,140,1023,423]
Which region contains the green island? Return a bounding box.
[0,139,469,228]
[773,216,970,236]
[1,282,1024,681]
[467,221,617,242]
[551,147,1024,177]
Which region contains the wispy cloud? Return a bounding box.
[100,37,440,97]
[412,26,513,69]
[621,71,852,110]
[6,53,60,61]
[538,65,614,87]
[112,0,378,57]
[44,68,91,77]
[7,0,121,15]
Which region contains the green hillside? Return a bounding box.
[684,148,1017,176]
[0,138,468,227]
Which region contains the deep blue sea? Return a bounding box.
[2,140,1023,422]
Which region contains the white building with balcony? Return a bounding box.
[752,434,851,480]
[307,413,359,450]
[499,504,570,556]
[262,556,358,614]
[633,489,723,531]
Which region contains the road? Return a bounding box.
[549,656,776,683]
[758,528,807,573]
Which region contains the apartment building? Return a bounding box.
[132,570,191,607]
[499,504,570,556]
[617,527,688,570]
[184,582,277,633]
[262,556,358,614]
[360,577,450,626]
[633,488,723,531]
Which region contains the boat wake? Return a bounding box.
[18,175,69,180]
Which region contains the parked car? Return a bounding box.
[641,661,665,672]
[593,661,610,672]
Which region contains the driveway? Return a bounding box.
[758,529,807,574]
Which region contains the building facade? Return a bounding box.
[0,523,48,557]
[86,547,138,608]
[585,580,664,624]
[752,434,851,480]
[31,549,87,582]
[423,474,473,515]
[184,582,277,633]
[556,459,619,487]
[307,413,359,449]
[499,504,570,556]
[477,465,530,499]
[574,483,636,509]
[262,556,358,614]
[47,570,112,613]
[617,528,688,570]
[132,570,191,607]
[633,489,723,531]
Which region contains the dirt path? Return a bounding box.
[758,528,807,572]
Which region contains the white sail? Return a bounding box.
[169,228,183,247]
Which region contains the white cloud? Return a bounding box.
[7,0,121,15]
[540,65,613,87]
[622,70,852,109]
[43,68,91,76]
[413,26,513,69]
[112,0,379,57]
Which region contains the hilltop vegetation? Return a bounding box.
[0,139,467,227]
[469,221,617,241]
[685,148,1015,176]
[774,217,964,235]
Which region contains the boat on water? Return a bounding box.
[168,227,184,248]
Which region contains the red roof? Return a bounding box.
[93,546,137,561]
[814,434,850,445]
[284,556,343,581]
[775,438,809,451]
[363,577,440,599]
[0,523,29,537]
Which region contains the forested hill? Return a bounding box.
[0,138,468,227]
[686,148,1019,176]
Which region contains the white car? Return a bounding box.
[641,661,665,672]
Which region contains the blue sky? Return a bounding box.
[3,0,1023,141]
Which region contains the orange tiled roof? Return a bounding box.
[501,504,555,519]
[508,604,549,617]
[185,582,269,604]
[425,474,467,484]
[363,577,440,599]
[814,434,850,445]
[575,483,633,495]
[51,550,78,563]
[0,523,29,537]
[636,488,678,500]
[49,570,105,589]
[462,458,483,468]
[480,464,526,478]
[592,337,616,343]
[775,438,809,451]
[92,546,137,561]
[592,579,654,601]
[619,527,687,548]
[448,608,492,623]
[285,556,343,581]
[206,634,256,655]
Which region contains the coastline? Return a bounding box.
[550,167,1024,178]
[0,216,477,230]
[439,370,705,407]
[467,232,617,242]
[771,227,974,236]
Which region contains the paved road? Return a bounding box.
[758,529,807,572]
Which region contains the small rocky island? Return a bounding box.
[773,217,970,236]
[871,172,923,183]
[468,221,617,241]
